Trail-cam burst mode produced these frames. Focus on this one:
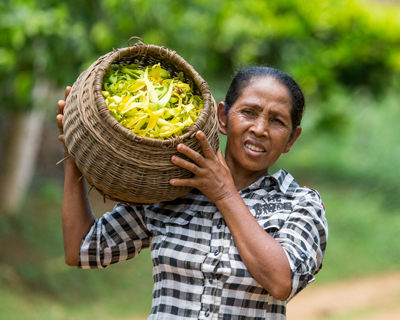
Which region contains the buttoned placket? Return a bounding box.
[199,210,228,319]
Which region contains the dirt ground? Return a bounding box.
[286,271,400,320]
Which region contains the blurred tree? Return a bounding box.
[0,0,66,213]
[1,0,400,213]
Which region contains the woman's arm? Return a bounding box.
[170,131,292,300]
[57,87,95,266]
[214,195,292,300]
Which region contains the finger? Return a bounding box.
[57,100,66,114]
[65,86,71,100]
[57,86,71,115]
[56,114,64,133]
[195,131,215,159]
[58,134,65,143]
[171,155,201,175]
[176,143,206,167]
[216,149,227,165]
[170,178,196,188]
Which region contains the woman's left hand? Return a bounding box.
[170,131,238,204]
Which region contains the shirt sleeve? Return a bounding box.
[276,189,328,301]
[78,203,153,269]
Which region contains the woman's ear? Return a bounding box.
[217,102,228,135]
[283,126,302,153]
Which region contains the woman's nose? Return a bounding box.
[250,118,267,136]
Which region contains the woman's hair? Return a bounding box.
[224,66,305,131]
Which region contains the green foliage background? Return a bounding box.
[1,0,400,319]
[2,0,400,111]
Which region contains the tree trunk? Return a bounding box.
[0,109,45,214]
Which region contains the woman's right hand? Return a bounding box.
[57,86,71,155]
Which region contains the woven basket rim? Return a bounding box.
[93,42,214,148]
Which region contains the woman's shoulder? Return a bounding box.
[269,169,326,220]
[272,169,323,200]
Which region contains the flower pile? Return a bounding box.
[102,63,203,139]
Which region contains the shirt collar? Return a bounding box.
[241,168,299,197]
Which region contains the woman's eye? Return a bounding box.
[271,118,284,125]
[242,109,255,116]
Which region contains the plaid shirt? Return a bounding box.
[79,169,328,320]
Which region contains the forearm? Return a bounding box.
[216,194,292,300]
[62,156,95,266]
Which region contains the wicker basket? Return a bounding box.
[63,38,220,205]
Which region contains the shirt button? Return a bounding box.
[214,250,220,256]
[217,222,222,229]
[209,277,214,284]
[205,309,210,317]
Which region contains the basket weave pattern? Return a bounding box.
[63,42,220,204]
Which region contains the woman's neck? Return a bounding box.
[229,167,270,191]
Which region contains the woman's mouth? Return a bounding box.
[245,143,266,153]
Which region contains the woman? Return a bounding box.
[57,66,328,319]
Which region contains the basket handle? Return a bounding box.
[128,36,145,47]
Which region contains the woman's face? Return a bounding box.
[218,76,302,182]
